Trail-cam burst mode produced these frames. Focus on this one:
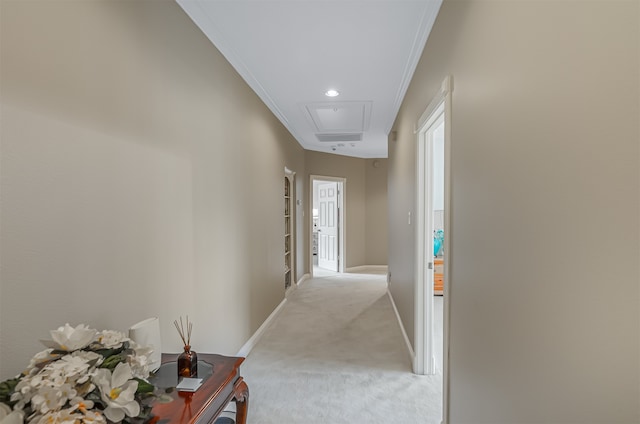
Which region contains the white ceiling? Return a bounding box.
[177,0,442,159]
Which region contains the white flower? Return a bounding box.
[30,385,67,414]
[96,331,127,349]
[78,409,106,424]
[69,397,94,413]
[12,351,97,414]
[48,324,97,352]
[125,342,153,380]
[0,410,24,424]
[31,407,81,424]
[0,404,12,421]
[92,363,140,423]
[0,403,11,416]
[55,354,94,382]
[69,398,106,424]
[4,324,158,424]
[58,383,77,403]
[12,376,34,409]
[24,349,60,374]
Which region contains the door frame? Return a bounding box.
[316,180,340,272]
[309,175,346,276]
[414,76,452,423]
[285,167,296,295]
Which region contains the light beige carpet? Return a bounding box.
[241,270,442,423]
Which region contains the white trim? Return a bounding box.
[236,298,287,357]
[415,76,453,133]
[414,75,453,423]
[177,0,305,145]
[297,273,310,287]
[385,0,443,134]
[345,265,388,274]
[387,289,415,363]
[441,75,453,424]
[285,282,296,299]
[309,175,346,277]
[415,104,444,376]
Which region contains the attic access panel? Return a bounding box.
[303,101,372,133]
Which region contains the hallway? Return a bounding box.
[242,270,442,423]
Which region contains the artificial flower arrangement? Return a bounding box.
[0,323,170,424]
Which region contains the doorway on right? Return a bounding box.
[414,75,452,423]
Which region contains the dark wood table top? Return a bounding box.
[150,353,245,424]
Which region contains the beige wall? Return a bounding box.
[305,151,388,269]
[389,0,639,422]
[365,159,388,265]
[0,0,305,379]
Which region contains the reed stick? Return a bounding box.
[174,316,193,347]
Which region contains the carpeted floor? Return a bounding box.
[241,270,443,423]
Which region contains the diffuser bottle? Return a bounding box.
[178,345,198,378]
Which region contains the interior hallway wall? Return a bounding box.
[365,159,388,265]
[388,0,639,422]
[0,0,305,379]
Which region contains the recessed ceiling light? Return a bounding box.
[325,89,339,97]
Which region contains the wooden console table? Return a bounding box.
[150,353,249,424]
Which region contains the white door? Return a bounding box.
[317,181,339,271]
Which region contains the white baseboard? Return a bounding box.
[345,265,388,274]
[285,283,296,298]
[297,273,310,287]
[284,274,310,298]
[236,297,287,357]
[386,288,415,363]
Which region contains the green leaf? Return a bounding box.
[0,378,19,405]
[134,378,154,394]
[99,354,124,370]
[93,347,123,359]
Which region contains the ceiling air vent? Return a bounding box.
[316,133,363,142]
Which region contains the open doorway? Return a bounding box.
[310,175,345,277]
[415,75,452,422]
[416,101,444,376]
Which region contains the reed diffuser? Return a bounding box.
[174,316,198,378]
